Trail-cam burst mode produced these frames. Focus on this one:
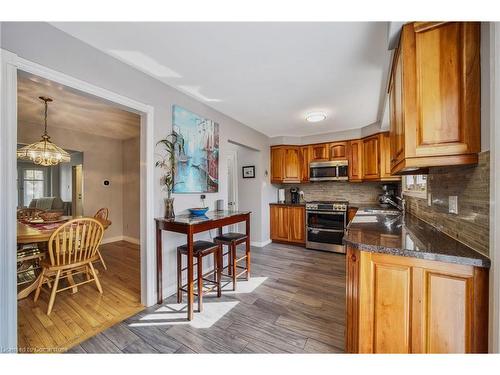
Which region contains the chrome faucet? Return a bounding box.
[381,195,406,213]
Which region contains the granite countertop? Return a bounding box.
[348,203,398,210]
[269,202,306,206]
[155,210,251,225]
[343,210,490,268]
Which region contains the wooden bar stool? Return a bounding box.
[214,233,250,291]
[177,240,222,312]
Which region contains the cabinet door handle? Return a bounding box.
[351,254,357,262]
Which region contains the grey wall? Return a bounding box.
[1,22,275,297]
[235,145,262,242]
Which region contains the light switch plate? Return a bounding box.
[449,196,458,214]
[427,193,432,207]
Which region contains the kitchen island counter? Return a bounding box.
[344,210,490,268]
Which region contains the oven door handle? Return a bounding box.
[306,211,346,215]
[307,227,345,233]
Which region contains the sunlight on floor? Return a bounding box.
[217,276,267,294]
[127,277,267,329]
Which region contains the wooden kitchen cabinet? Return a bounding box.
[389,22,481,174]
[283,147,301,182]
[270,146,301,183]
[270,205,289,241]
[299,145,311,182]
[271,147,284,183]
[288,206,306,244]
[329,141,348,161]
[346,247,488,353]
[348,139,363,182]
[310,143,329,161]
[362,135,380,180]
[347,207,358,224]
[270,204,305,245]
[271,133,398,184]
[380,132,400,181]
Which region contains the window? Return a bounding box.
[23,169,46,206]
[402,175,427,198]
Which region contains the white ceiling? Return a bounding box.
[18,72,141,140]
[51,22,391,137]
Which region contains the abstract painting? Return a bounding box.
[172,105,219,193]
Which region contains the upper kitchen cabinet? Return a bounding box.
[329,141,349,160]
[362,134,380,180]
[300,145,311,182]
[271,146,285,183]
[389,22,481,174]
[380,133,401,181]
[270,145,301,183]
[348,139,363,182]
[310,143,329,161]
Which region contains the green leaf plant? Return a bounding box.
[155,131,185,199]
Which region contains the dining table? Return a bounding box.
[16,215,112,299]
[155,210,251,320]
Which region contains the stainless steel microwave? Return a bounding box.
[309,160,348,181]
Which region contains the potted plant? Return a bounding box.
[155,131,185,219]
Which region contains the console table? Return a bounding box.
[155,210,251,320]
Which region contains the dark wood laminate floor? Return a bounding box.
[69,242,346,353]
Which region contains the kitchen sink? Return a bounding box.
[357,209,401,216]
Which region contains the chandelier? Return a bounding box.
[17,96,70,166]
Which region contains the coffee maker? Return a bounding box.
[290,187,300,204]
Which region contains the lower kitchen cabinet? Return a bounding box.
[346,247,488,353]
[270,204,305,245]
[270,204,289,241]
[347,207,358,223]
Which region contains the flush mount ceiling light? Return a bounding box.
[17,97,71,166]
[306,112,327,123]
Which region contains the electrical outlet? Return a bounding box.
[427,193,432,207]
[449,196,458,214]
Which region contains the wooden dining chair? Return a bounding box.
[94,207,109,221]
[93,208,109,270]
[17,208,45,220]
[34,218,105,315]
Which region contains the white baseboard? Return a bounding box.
[122,236,140,245]
[250,239,272,248]
[102,235,140,245]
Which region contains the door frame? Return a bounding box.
[0,49,156,352]
[227,150,239,232]
[490,22,500,353]
[71,164,84,217]
[227,150,239,211]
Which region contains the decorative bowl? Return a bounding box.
[39,211,64,221]
[188,207,209,216]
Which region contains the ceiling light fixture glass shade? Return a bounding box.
[306,112,327,123]
[17,97,70,166]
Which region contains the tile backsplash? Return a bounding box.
[279,181,389,204]
[405,151,490,256]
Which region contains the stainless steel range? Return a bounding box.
[305,200,348,254]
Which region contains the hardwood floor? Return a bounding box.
[17,241,143,353]
[69,242,346,353]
